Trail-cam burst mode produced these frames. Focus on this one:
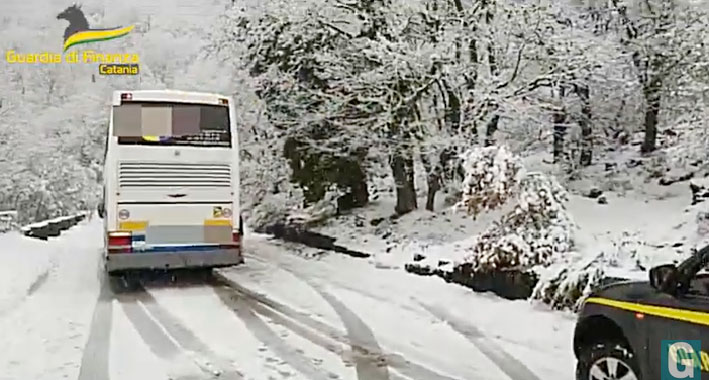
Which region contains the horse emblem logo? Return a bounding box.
[57,3,134,53]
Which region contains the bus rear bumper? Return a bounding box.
[105,248,243,273]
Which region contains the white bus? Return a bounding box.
[99,90,243,274]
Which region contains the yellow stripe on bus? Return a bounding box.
[586,297,709,326]
[204,219,232,226]
[118,221,148,231]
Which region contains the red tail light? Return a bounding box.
[107,231,132,253]
[218,230,241,250]
[121,92,132,101]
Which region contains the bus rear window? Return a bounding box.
[113,102,231,147]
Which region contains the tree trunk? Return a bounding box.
[484,27,499,147]
[34,192,45,222]
[390,148,417,215]
[552,118,567,163]
[551,86,568,163]
[484,113,499,147]
[467,37,478,90]
[641,77,662,154]
[336,154,369,213]
[420,154,441,211]
[576,84,593,166]
[446,89,461,131]
[552,100,568,163]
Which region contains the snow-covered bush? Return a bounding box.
[404,146,577,302]
[532,231,647,310]
[457,146,525,218]
[468,171,574,271]
[532,255,606,311]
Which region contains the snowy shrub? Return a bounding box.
[457,146,525,217]
[532,231,647,310]
[467,172,574,271]
[532,255,606,311]
[246,192,299,231]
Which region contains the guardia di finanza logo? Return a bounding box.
[57,3,133,52]
[4,3,138,71]
[57,3,138,74]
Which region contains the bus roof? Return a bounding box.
[112,90,232,106]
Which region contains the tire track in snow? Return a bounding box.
[77,275,113,380]
[26,268,51,296]
[115,287,181,357]
[111,278,221,380]
[213,271,462,380]
[246,255,504,380]
[211,282,338,380]
[419,302,541,380]
[239,256,466,380]
[245,253,424,318]
[133,283,245,380]
[307,286,390,380]
[238,295,348,357]
[0,262,57,318]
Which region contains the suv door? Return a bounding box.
[645,266,709,378]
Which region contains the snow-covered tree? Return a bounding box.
[453,145,575,272]
[457,145,524,217]
[585,0,709,153]
[468,171,574,270]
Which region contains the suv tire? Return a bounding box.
[576,341,641,380]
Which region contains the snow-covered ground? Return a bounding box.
[0,217,579,380]
[0,217,103,380]
[0,232,55,317]
[307,149,709,294]
[1,140,705,380]
[221,235,577,380]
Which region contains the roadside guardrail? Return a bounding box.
[0,210,18,233]
[20,212,90,240]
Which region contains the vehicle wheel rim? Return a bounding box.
[589,357,638,380]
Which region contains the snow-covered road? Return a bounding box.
[0,219,577,380]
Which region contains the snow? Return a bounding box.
[1,0,708,376]
[0,232,54,316]
[0,171,703,380]
[458,146,524,216]
[0,0,709,380]
[0,215,578,379]
[219,237,577,379]
[110,307,173,380]
[143,284,328,380]
[293,143,709,310]
[0,218,102,380]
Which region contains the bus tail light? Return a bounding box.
[121,92,132,101]
[219,98,228,105]
[231,230,241,245]
[108,231,132,253]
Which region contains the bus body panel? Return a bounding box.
[112,203,234,245]
[115,146,234,203]
[103,90,242,273]
[105,248,241,272]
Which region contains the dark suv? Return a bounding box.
[574,246,709,379]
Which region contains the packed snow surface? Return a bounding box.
[0,217,579,380]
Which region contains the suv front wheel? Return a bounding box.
[576,341,641,380]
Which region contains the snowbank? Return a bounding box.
[0,232,54,314]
